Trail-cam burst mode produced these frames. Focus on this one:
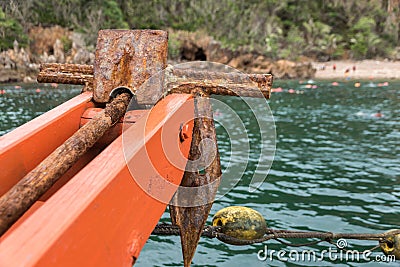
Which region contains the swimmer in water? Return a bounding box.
[373,110,383,118]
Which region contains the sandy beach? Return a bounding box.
[312,60,400,80]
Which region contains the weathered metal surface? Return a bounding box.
[93,30,168,103]
[38,63,93,85]
[169,93,221,267]
[37,63,94,86]
[37,63,272,101]
[164,67,273,100]
[0,93,131,236]
[41,63,94,74]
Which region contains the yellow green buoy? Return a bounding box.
[380,229,400,260]
[212,206,267,240]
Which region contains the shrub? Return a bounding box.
[0,7,28,50]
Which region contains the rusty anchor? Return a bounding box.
[36,30,273,266]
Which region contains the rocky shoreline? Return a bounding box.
[173,30,316,79]
[0,26,95,83]
[3,26,399,83]
[0,26,319,84]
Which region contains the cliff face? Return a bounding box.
[0,26,95,83]
[174,30,316,79]
[0,38,38,83]
[0,27,315,83]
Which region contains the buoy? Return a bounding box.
[332,82,339,86]
[212,206,267,240]
[288,89,295,94]
[380,229,400,260]
[271,87,283,93]
[35,88,41,93]
[51,83,58,88]
[307,79,315,84]
[14,85,21,89]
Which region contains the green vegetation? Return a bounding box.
[1,0,399,60]
[0,7,28,50]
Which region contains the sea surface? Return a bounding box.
[0,80,399,266]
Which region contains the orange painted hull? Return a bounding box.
[0,93,194,266]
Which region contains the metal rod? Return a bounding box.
[37,63,272,99]
[37,72,93,85]
[40,63,94,74]
[168,68,272,99]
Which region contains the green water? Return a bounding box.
[0,84,82,135]
[0,81,399,266]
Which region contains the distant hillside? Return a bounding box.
[1,0,399,61]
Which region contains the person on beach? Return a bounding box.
[344,68,350,79]
[333,64,336,71]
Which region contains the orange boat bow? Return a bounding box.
[0,93,194,266]
[0,92,94,197]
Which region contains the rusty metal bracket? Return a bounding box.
[93,30,168,103]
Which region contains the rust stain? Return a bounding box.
[93,30,168,103]
[111,46,134,89]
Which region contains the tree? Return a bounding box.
[349,17,382,58]
[0,0,399,59]
[0,7,27,50]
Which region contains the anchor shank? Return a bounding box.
[169,92,221,267]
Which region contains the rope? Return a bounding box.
[153,223,221,238]
[152,224,398,248]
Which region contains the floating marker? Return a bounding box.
[212,206,267,240]
[380,229,400,260]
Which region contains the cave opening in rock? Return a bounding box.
[181,46,207,61]
[194,48,206,61]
